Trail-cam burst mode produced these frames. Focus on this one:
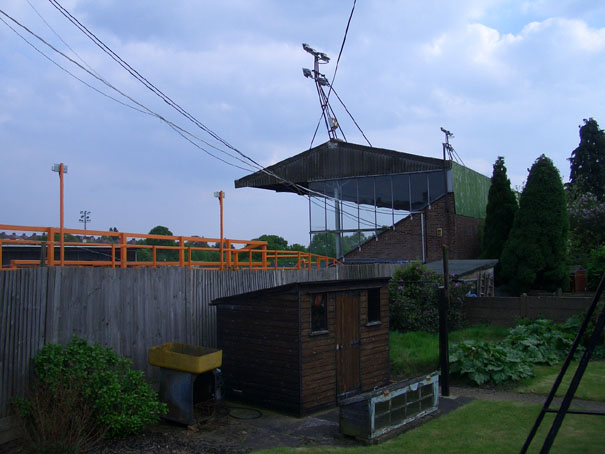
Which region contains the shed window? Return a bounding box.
[367,288,381,323]
[311,293,328,332]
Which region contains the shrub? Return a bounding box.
[389,263,469,332]
[449,319,578,385]
[13,378,105,454]
[586,245,605,290]
[16,337,166,446]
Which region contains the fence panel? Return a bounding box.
[0,264,399,419]
[0,269,47,418]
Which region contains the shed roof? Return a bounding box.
[211,277,391,305]
[424,259,498,277]
[234,140,448,194]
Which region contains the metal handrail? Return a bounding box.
[0,224,341,270]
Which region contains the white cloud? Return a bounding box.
[1,1,604,244]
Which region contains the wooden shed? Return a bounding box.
[212,278,391,416]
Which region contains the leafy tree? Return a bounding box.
[253,234,289,251]
[289,243,308,253]
[138,225,177,262]
[481,157,518,265]
[586,245,605,290]
[568,118,605,201]
[310,233,337,258]
[567,193,605,265]
[186,237,219,262]
[500,155,569,294]
[310,231,369,258]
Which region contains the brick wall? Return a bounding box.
[345,194,483,262]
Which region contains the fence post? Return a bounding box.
[179,237,185,267]
[440,245,450,397]
[40,241,47,266]
[120,233,127,268]
[48,228,55,266]
[262,245,267,270]
[438,287,450,397]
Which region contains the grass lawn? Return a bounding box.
[390,324,509,377]
[515,360,605,401]
[256,400,605,454]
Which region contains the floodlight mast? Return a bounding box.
[302,43,343,141]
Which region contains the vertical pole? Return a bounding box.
[48,228,55,266]
[219,191,224,271]
[59,163,65,266]
[308,195,312,253]
[334,185,341,259]
[179,237,185,267]
[120,232,127,268]
[439,245,450,397]
[40,241,47,267]
[421,213,426,263]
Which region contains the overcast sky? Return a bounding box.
[1,0,604,246]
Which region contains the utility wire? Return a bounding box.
[0,9,257,173]
[45,1,349,200]
[4,5,394,233]
[48,0,263,171]
[26,0,100,78]
[310,0,371,148]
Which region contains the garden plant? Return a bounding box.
[14,337,167,453]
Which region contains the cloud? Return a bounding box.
[1,1,605,245]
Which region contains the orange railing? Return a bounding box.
[0,224,341,271]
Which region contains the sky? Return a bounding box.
[1,0,605,246]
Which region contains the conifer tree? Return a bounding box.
[500,155,568,294]
[568,118,605,201]
[481,156,518,262]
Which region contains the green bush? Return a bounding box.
[449,319,578,385]
[388,263,469,333]
[19,337,166,442]
[586,245,605,290]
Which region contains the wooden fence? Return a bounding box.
[463,295,595,327]
[0,264,399,420]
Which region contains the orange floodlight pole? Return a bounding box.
[52,163,67,266]
[214,191,225,270]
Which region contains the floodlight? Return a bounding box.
[317,76,329,86]
[302,68,312,78]
[302,43,315,54]
[440,127,453,138]
[52,163,68,173]
[317,52,330,63]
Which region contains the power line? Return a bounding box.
[3,5,395,234]
[0,8,258,173]
[26,0,100,78]
[310,0,371,148]
[48,0,262,171]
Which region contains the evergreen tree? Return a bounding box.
[500,155,569,294]
[481,157,518,262]
[568,118,605,201]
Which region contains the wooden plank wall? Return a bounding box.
[0,264,399,419]
[359,287,390,391]
[217,291,301,414]
[463,296,594,327]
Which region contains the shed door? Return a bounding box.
[335,291,361,396]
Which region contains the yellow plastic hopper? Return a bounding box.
[148,342,222,374]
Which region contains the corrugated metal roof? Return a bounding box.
[234,140,449,193]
